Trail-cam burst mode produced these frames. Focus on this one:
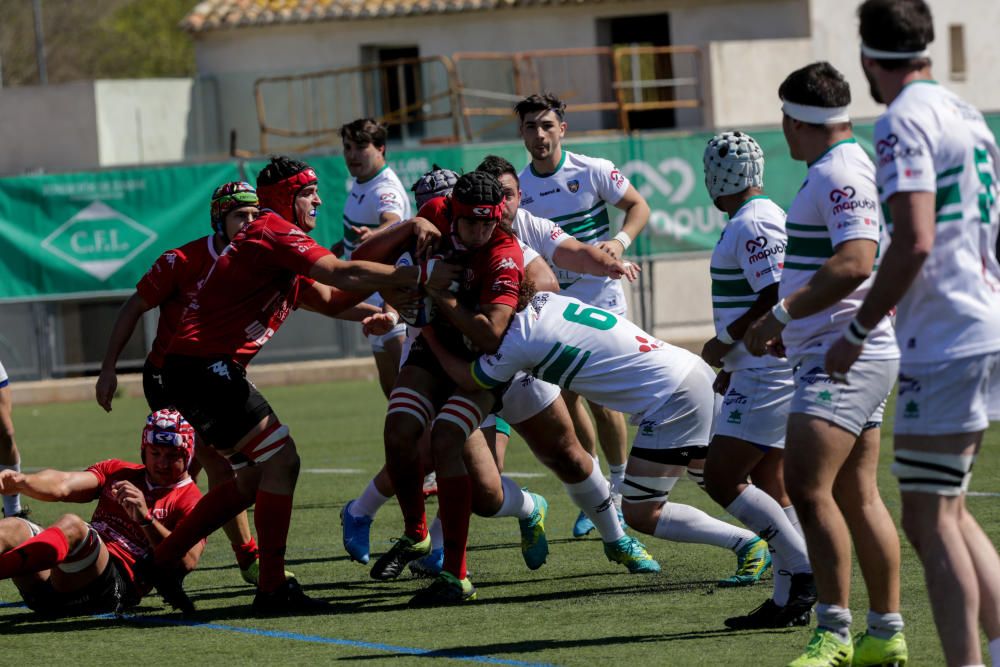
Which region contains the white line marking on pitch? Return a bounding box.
[502,472,546,478]
[967,491,1000,497]
[303,468,365,474]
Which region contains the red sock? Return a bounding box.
[254,490,293,593]
[0,526,70,579]
[438,475,472,580]
[386,458,427,542]
[231,537,259,570]
[154,478,252,565]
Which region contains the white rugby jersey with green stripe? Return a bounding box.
[874,80,1000,363]
[519,151,629,307]
[780,139,898,362]
[471,292,699,419]
[710,196,788,372]
[341,165,411,258]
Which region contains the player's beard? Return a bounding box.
[862,62,884,104]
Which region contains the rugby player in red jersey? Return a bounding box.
[0,409,203,617]
[143,156,454,616]
[356,171,525,605]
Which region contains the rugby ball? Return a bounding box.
[394,251,437,327]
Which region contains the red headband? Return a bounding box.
[451,199,504,223]
[257,168,318,225]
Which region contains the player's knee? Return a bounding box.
[52,514,89,545]
[892,448,975,497]
[386,388,434,447]
[621,501,657,534]
[429,420,465,460]
[621,475,676,533]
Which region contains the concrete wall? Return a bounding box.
[0,81,99,176]
[706,0,1000,128]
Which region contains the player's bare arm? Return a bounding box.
[526,257,559,292]
[552,239,635,282]
[598,185,650,260]
[353,216,442,262]
[427,293,515,355]
[96,292,153,412]
[0,468,100,503]
[701,283,779,368]
[420,328,481,392]
[745,239,877,356]
[297,281,381,319]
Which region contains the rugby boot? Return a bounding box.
[852,631,908,667]
[239,559,296,586]
[408,548,444,578]
[3,506,30,519]
[604,535,661,573]
[783,572,819,619]
[787,629,853,667]
[251,577,330,616]
[518,492,549,570]
[719,536,772,587]
[370,533,431,580]
[572,510,596,538]
[408,571,477,608]
[724,598,811,630]
[135,553,195,616]
[340,499,374,564]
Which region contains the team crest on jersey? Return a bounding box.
[567,180,580,193]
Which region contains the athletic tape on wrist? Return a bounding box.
[844,318,869,346]
[772,299,793,325]
[613,231,632,251]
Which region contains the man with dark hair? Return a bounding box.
[358,171,529,605]
[514,93,651,538]
[827,2,1000,665]
[339,118,411,398]
[0,359,26,520]
[141,155,449,615]
[745,62,906,667]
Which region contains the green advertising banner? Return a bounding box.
[2,114,998,301]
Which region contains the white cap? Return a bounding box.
[703,131,764,201]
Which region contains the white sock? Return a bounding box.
[0,463,21,516]
[866,610,904,639]
[816,603,852,642]
[784,504,804,539]
[771,551,792,606]
[564,463,625,543]
[654,502,755,550]
[429,514,443,550]
[491,476,535,519]
[350,479,391,518]
[608,463,626,496]
[726,486,811,574]
[988,636,1000,667]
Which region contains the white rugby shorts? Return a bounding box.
[894,350,1000,436]
[789,355,898,437]
[712,366,794,449]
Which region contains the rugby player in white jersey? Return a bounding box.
[745,62,906,667]
[0,359,27,519]
[515,93,650,537]
[826,2,1000,665]
[423,289,767,590]
[698,132,815,628]
[340,118,411,397]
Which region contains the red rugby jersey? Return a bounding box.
[135,235,220,368]
[86,459,202,594]
[165,211,331,366]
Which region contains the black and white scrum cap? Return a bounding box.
[703,131,764,201]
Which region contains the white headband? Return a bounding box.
[861,42,930,60]
[781,100,850,125]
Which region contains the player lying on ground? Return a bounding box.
[423,288,771,605]
[0,409,203,617]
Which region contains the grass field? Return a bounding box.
[2,378,998,665]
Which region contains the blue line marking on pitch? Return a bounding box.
[101,613,554,666]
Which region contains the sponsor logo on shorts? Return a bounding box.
[897,373,921,395]
[726,409,743,424]
[567,180,580,193]
[815,389,834,404]
[639,419,656,436]
[903,400,920,419]
[799,366,836,385]
[723,390,748,406]
[208,361,231,380]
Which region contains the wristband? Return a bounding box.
[771,299,793,325]
[612,231,632,251]
[716,328,735,345]
[386,310,400,327]
[844,318,869,346]
[138,509,154,527]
